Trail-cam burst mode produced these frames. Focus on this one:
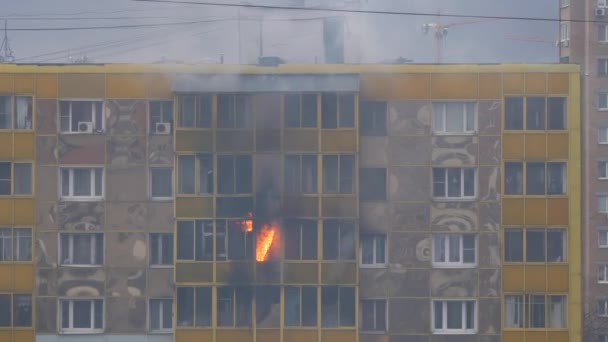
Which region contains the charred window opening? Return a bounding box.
[218,94,250,129]
[504,162,523,195]
[285,286,317,327]
[322,93,355,128]
[323,220,355,261]
[284,219,317,260]
[526,97,546,130]
[505,97,524,130]
[323,155,355,194]
[217,220,254,261]
[177,287,211,327]
[359,168,387,201]
[149,233,173,265]
[322,286,355,327]
[59,100,104,133]
[285,93,317,128]
[217,287,252,327]
[218,155,252,194]
[256,286,280,328]
[178,95,211,128]
[178,154,214,195]
[149,100,174,134]
[360,299,387,332]
[360,101,387,136]
[285,155,317,194]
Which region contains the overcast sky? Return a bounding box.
[1,0,558,64]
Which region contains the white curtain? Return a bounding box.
[0,229,11,261]
[505,296,522,328]
[15,97,31,129]
[549,296,566,328]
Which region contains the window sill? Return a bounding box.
[149,197,174,202]
[432,330,477,335]
[599,281,608,284]
[599,245,608,249]
[60,197,104,202]
[432,132,477,136]
[432,197,476,202]
[360,264,387,269]
[432,263,477,269]
[149,264,174,269]
[149,330,173,334]
[59,131,105,135]
[59,329,104,335]
[60,264,103,268]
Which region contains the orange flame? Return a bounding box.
[240,212,253,232]
[256,223,279,262]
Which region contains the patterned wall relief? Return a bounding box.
[479,268,501,297]
[478,299,501,334]
[36,232,57,268]
[478,100,502,135]
[360,203,389,232]
[390,202,430,231]
[147,268,174,297]
[479,135,501,165]
[36,136,58,164]
[389,232,431,267]
[105,232,147,268]
[105,297,147,333]
[389,167,429,201]
[56,267,106,296]
[478,166,500,201]
[389,298,430,334]
[431,136,478,166]
[106,268,146,297]
[57,135,106,164]
[389,136,432,166]
[429,269,478,297]
[56,202,105,231]
[478,232,501,268]
[36,268,58,296]
[430,202,478,232]
[106,100,147,136]
[36,165,58,202]
[107,135,146,165]
[360,267,429,298]
[105,165,147,202]
[36,99,57,134]
[388,101,431,136]
[148,135,173,165]
[479,202,501,232]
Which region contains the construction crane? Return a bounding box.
[421,12,493,63]
[0,20,14,63]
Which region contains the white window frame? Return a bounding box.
[600,0,608,8]
[600,161,608,180]
[432,168,477,200]
[59,167,104,201]
[599,195,608,213]
[600,335,608,342]
[13,228,32,261]
[58,99,105,134]
[600,230,608,248]
[600,299,608,317]
[148,100,174,134]
[59,298,104,334]
[149,233,173,267]
[359,299,388,332]
[560,22,570,42]
[149,167,173,200]
[599,92,608,111]
[560,0,569,7]
[599,264,608,284]
[601,24,608,43]
[0,228,11,261]
[601,58,608,76]
[59,233,103,266]
[359,234,387,268]
[148,298,173,333]
[432,299,477,334]
[432,102,477,134]
[432,234,477,268]
[599,128,608,144]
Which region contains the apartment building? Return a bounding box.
[0,63,580,342]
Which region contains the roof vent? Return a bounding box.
[257,56,285,67]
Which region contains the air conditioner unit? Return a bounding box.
[155,122,171,134]
[597,8,606,16]
[560,39,570,47]
[77,121,93,133]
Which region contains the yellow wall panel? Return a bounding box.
[525,331,547,342]
[106,74,146,98]
[0,199,13,225]
[322,263,357,284]
[503,198,524,225]
[503,73,525,94]
[503,331,524,342]
[548,73,569,94]
[547,198,569,226]
[0,264,12,290]
[13,264,34,291]
[547,265,569,292]
[360,74,431,100]
[13,133,35,160]
[36,74,58,98]
[321,130,356,152]
[145,73,172,98]
[176,130,213,152]
[321,329,356,342]
[216,262,253,283]
[216,131,254,152]
[175,262,213,283]
[502,134,524,159]
[12,330,34,342]
[0,133,12,159]
[284,129,318,151]
[322,196,357,217]
[284,263,318,283]
[0,330,11,342]
[547,331,569,342]
[524,134,546,159]
[256,330,280,342]
[58,73,105,98]
[284,330,318,342]
[525,265,547,291]
[525,73,547,94]
[525,198,546,225]
[13,199,34,225]
[13,74,35,94]
[503,265,524,292]
[175,197,213,218]
[0,74,13,93]
[478,73,501,99]
[175,329,213,342]
[215,330,253,342]
[547,133,569,159]
[431,73,478,99]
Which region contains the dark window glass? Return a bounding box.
[505,97,524,130]
[285,94,300,128]
[339,94,355,127]
[235,156,252,193]
[179,96,195,127]
[197,95,212,128]
[302,287,317,326]
[321,287,338,327]
[547,97,566,130]
[178,156,195,194]
[339,287,355,326]
[504,229,523,262]
[302,220,317,260]
[13,295,31,327]
[526,230,545,262]
[360,101,387,136]
[198,154,214,194]
[301,94,317,128]
[218,156,235,194]
[526,97,546,130]
[547,230,565,262]
[321,93,338,128]
[217,287,234,326]
[177,221,194,260]
[0,294,10,326]
[195,287,212,327]
[218,95,234,128]
[323,156,338,193]
[256,286,280,328]
[526,163,546,195]
[339,155,355,194]
[323,220,339,260]
[504,162,523,195]
[0,162,11,195]
[177,287,194,326]
[360,168,387,200]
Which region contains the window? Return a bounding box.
[600,24,608,42]
[0,96,33,130]
[323,155,355,193]
[599,92,608,110]
[504,229,523,262]
[600,128,608,144]
[149,299,172,332]
[526,162,567,195]
[600,195,608,213]
[504,162,523,195]
[60,167,104,200]
[256,286,280,328]
[285,286,317,327]
[176,287,212,327]
[505,97,524,130]
[360,299,387,332]
[149,167,173,199]
[284,220,317,260]
[322,286,355,327]
[59,100,104,133]
[560,0,569,7]
[217,287,252,327]
[177,220,216,261]
[526,97,545,129]
[520,97,567,130]
[0,294,32,327]
[360,101,387,135]
[149,100,173,134]
[600,162,608,180]
[600,264,608,284]
[601,0,608,8]
[600,299,608,317]
[432,234,476,267]
[285,93,317,128]
[432,300,476,333]
[59,298,103,333]
[178,154,214,195]
[60,233,103,266]
[177,95,211,128]
[505,295,566,328]
[600,230,608,248]
[560,22,569,42]
[149,233,173,266]
[432,102,476,134]
[548,97,567,130]
[284,155,317,194]
[321,93,354,128]
[525,229,567,262]
[218,94,250,128]
[601,58,608,76]
[432,168,476,200]
[360,234,386,267]
[0,162,33,195]
[0,228,32,262]
[359,168,387,200]
[218,155,252,194]
[323,220,355,260]
[217,219,254,260]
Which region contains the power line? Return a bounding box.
[132,0,608,24]
[0,18,229,31]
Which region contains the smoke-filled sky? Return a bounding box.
[2,0,558,64]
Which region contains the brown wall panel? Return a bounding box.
[283,330,318,342]
[215,330,253,342]
[503,265,524,292]
[503,331,525,342]
[13,133,35,160]
[525,198,546,225]
[479,73,501,99]
[321,262,356,284]
[547,265,569,292]
[321,330,356,342]
[503,198,524,225]
[321,196,357,217]
[547,73,569,94]
[12,330,34,342]
[175,262,213,283]
[176,197,213,218]
[106,74,147,98]
[525,134,546,159]
[256,330,280,342]
[175,130,213,152]
[216,130,254,152]
[175,330,213,342]
[525,331,547,342]
[360,74,431,100]
[0,199,13,225]
[283,129,318,151]
[14,74,34,94]
[35,99,57,134]
[525,73,547,94]
[320,130,356,152]
[547,331,569,342]
[13,264,34,291]
[0,264,13,290]
[36,73,58,98]
[144,73,172,99]
[0,74,13,93]
[547,133,569,159]
[503,73,525,94]
[13,198,34,225]
[0,133,12,159]
[525,265,547,291]
[283,262,318,284]
[57,73,105,98]
[216,262,253,284]
[282,196,318,217]
[502,134,524,158]
[548,198,569,226]
[431,73,478,99]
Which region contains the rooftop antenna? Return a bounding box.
[0,20,15,63]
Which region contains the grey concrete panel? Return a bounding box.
[147,268,174,297]
[389,336,429,342]
[390,202,430,231]
[360,136,389,167]
[106,100,147,136]
[107,135,146,166]
[430,336,478,342]
[478,298,501,334]
[431,136,478,166]
[360,202,389,233]
[252,93,281,130]
[36,165,58,202]
[479,268,501,297]
[37,268,58,296]
[57,135,106,164]
[56,202,105,231]
[479,166,500,202]
[389,298,430,334]
[56,267,106,296]
[106,268,146,297]
[479,202,501,232]
[388,101,431,136]
[478,232,501,268]
[105,165,147,202]
[478,335,501,342]
[359,334,389,342]
[104,232,147,268]
[360,267,429,298]
[389,232,431,267]
[430,269,478,297]
[388,167,429,201]
[36,202,58,231]
[36,99,58,134]
[37,136,58,164]
[389,136,432,166]
[430,202,478,232]
[36,297,57,333]
[36,232,58,268]
[148,135,173,165]
[478,100,502,135]
[105,297,147,333]
[479,136,501,165]
[105,202,173,231]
